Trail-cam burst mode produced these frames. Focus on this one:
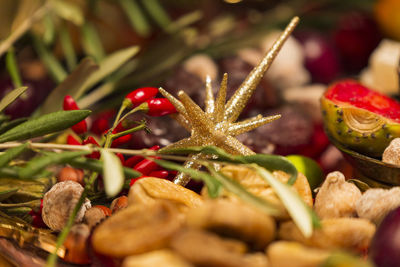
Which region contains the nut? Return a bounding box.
[83,205,111,229]
[110,195,128,213]
[57,167,84,185]
[63,223,91,265]
[186,199,276,250]
[314,171,362,219]
[382,138,400,165]
[356,187,400,224]
[183,54,218,81]
[278,218,376,252]
[128,178,203,212]
[267,241,331,267]
[92,201,182,258]
[122,250,193,267]
[42,181,91,231]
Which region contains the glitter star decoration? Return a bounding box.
[159,17,300,185]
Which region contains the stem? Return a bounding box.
[110,123,147,140]
[0,199,40,209]
[46,189,87,267]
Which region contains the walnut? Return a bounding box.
[314,171,361,219]
[42,181,91,231]
[278,218,375,252]
[356,187,400,224]
[382,138,400,165]
[267,241,331,267]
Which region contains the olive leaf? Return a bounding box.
[81,22,105,62]
[39,58,98,114]
[0,118,27,135]
[0,143,29,168]
[18,150,90,179]
[6,47,23,88]
[0,110,91,143]
[101,149,125,197]
[0,86,27,113]
[52,0,83,26]
[66,156,141,178]
[119,0,151,37]
[251,164,317,238]
[74,45,140,99]
[0,188,19,202]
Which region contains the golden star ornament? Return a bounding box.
[159,17,300,185]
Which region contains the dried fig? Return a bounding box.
[186,199,275,249]
[314,171,362,219]
[170,229,260,267]
[128,178,203,212]
[278,218,375,252]
[92,201,182,258]
[356,187,400,224]
[267,241,330,267]
[122,249,193,267]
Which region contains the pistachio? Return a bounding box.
[314,171,362,219]
[92,201,182,258]
[278,218,375,252]
[186,199,275,249]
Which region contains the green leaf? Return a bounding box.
[52,0,84,25]
[39,58,98,114]
[81,22,105,62]
[141,0,171,30]
[59,23,77,71]
[155,159,222,198]
[0,118,27,135]
[119,0,151,37]
[6,47,23,88]
[0,143,29,168]
[75,46,140,99]
[101,149,124,197]
[0,86,27,113]
[0,188,19,202]
[0,110,91,143]
[33,35,67,83]
[252,164,316,238]
[42,14,55,45]
[207,165,281,216]
[19,150,90,179]
[67,157,141,178]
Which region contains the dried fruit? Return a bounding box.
[321,80,400,157]
[314,171,362,219]
[267,241,331,267]
[186,199,276,249]
[128,178,203,212]
[92,201,182,258]
[42,181,91,231]
[279,218,375,252]
[122,249,193,267]
[356,187,400,224]
[382,138,400,165]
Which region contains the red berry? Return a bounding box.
[82,136,100,159]
[125,87,159,109]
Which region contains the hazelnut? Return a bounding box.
[110,196,128,213]
[57,166,84,186]
[63,223,91,264]
[84,205,111,229]
[42,181,91,231]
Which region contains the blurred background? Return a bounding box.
[0,0,398,175]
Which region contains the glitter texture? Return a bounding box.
[159,17,300,186]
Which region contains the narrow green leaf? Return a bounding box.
[75,46,140,99]
[0,115,10,128]
[6,47,23,88]
[141,0,171,30]
[52,0,84,25]
[155,159,222,198]
[119,0,151,37]
[33,35,67,83]
[39,58,98,114]
[0,167,21,179]
[19,150,90,179]
[0,143,29,168]
[207,165,281,216]
[166,10,202,33]
[59,23,77,71]
[67,157,141,178]
[81,22,105,62]
[0,110,91,143]
[101,149,124,197]
[0,86,27,113]
[42,14,55,45]
[0,118,27,135]
[252,164,316,237]
[0,188,19,202]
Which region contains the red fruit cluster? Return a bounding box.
[28,199,46,228]
[63,95,88,135]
